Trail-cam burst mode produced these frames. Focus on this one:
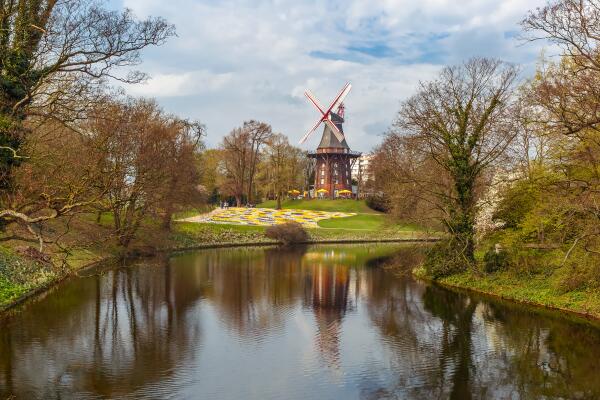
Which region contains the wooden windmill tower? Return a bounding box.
[300,82,361,199]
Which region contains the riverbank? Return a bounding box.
[413,266,600,322]
[1,218,438,313]
[9,243,600,399]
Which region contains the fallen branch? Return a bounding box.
[0,146,29,159]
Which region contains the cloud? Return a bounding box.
[114,0,549,151]
[127,70,233,97]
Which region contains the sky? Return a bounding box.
[110,0,550,152]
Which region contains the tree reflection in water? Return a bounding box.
[362,262,600,399]
[0,257,205,398]
[1,244,600,400]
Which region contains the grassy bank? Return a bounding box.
[170,219,432,247]
[442,271,600,320]
[0,199,436,311]
[412,266,600,321]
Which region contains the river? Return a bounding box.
[1,244,600,399]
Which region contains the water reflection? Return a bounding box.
[0,259,205,398]
[1,244,600,400]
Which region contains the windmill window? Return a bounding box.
[320,178,324,184]
[321,170,324,176]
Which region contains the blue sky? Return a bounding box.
[110,0,550,152]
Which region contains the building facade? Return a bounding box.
[351,154,373,182]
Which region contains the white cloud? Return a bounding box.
[127,70,232,97]
[116,0,550,151]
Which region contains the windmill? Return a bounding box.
[299,82,352,145]
[301,82,361,199]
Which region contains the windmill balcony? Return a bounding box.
[308,149,362,158]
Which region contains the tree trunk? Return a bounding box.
[276,192,282,210]
[162,212,172,231]
[452,171,476,262]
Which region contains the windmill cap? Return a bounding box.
[317,112,350,150]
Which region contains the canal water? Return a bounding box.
[1,244,600,399]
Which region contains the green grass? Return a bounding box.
[256,199,425,234]
[438,270,600,320]
[0,246,61,309]
[173,206,213,220]
[178,221,265,234]
[257,199,379,213]
[317,214,426,231]
[169,221,271,249]
[183,199,434,240]
[0,276,28,307]
[318,214,386,230]
[170,218,435,247]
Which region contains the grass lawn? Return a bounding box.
[169,221,272,249]
[173,198,437,244]
[318,214,425,231]
[257,199,378,214]
[318,214,386,230]
[256,199,427,234]
[177,221,265,234]
[171,220,432,245]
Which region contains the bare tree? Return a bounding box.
[371,133,450,229]
[0,119,109,251]
[522,0,600,72]
[88,98,202,248]
[245,121,273,204]
[221,126,251,206]
[0,0,174,191]
[300,151,315,197]
[264,133,303,209]
[220,121,272,206]
[392,58,518,265]
[155,119,205,230]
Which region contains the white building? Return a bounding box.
[351,154,373,182]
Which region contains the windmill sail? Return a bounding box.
[300,82,351,145]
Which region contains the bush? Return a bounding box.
[423,239,470,279]
[265,222,309,245]
[366,193,390,212]
[483,245,509,273]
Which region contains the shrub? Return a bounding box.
[265,222,309,245]
[366,193,390,213]
[557,258,600,293]
[423,239,470,279]
[483,245,509,273]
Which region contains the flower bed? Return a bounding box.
[183,207,355,228]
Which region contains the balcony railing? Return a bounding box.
[307,149,362,157]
